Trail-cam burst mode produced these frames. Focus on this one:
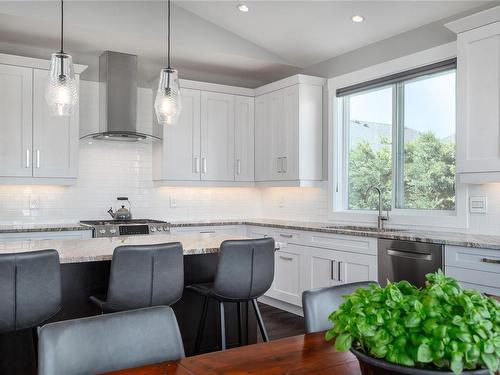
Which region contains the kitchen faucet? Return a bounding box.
[365,186,389,231]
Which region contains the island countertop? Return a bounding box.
[0,233,246,263]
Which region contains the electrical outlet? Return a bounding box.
[278,197,285,208]
[170,197,177,208]
[29,197,40,209]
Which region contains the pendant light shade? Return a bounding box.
[154,68,182,125]
[155,0,182,125]
[46,0,78,116]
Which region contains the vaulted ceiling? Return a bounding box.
[0,1,493,87]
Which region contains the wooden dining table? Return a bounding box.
[104,331,362,375]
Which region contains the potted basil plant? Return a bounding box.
[326,271,499,375]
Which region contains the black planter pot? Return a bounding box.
[350,348,489,375]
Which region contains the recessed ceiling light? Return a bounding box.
[237,4,249,12]
[351,15,364,23]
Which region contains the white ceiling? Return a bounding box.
[177,0,489,68]
[0,1,493,87]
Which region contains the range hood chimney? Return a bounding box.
[80,51,159,142]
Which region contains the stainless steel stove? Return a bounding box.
[80,219,170,238]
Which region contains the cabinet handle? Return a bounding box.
[279,255,293,261]
[279,233,293,238]
[199,231,216,234]
[236,159,241,175]
[481,258,500,265]
[202,157,207,174]
[26,149,30,168]
[36,150,40,169]
[330,260,335,281]
[194,157,200,174]
[338,261,343,283]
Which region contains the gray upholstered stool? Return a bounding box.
[302,281,379,333]
[0,249,62,360]
[38,306,184,375]
[187,237,275,352]
[90,242,184,313]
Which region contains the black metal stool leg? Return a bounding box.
[32,326,38,368]
[219,301,226,350]
[194,296,209,354]
[252,299,269,342]
[237,302,242,347]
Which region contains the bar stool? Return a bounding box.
[187,238,275,352]
[0,249,62,360]
[90,242,184,313]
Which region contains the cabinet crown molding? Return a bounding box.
[445,5,500,34]
[254,74,325,97]
[0,53,87,74]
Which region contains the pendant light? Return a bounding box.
[46,0,78,116]
[154,0,182,125]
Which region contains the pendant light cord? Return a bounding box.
[167,0,171,69]
[60,0,64,53]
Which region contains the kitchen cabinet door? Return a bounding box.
[0,64,33,177]
[254,93,273,181]
[268,244,305,306]
[32,69,79,178]
[336,251,377,284]
[234,96,254,182]
[456,21,500,176]
[200,92,235,181]
[280,85,299,180]
[309,252,342,290]
[268,89,284,180]
[159,88,201,181]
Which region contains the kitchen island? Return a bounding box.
[0,233,258,375]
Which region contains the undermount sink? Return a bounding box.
[321,225,406,233]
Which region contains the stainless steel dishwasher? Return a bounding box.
[378,239,443,288]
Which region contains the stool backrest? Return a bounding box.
[213,238,275,300]
[302,281,378,333]
[105,242,184,312]
[38,306,184,375]
[0,249,61,333]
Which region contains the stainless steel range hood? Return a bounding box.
[80,51,160,142]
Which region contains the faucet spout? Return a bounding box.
[365,186,389,231]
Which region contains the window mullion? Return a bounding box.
[342,98,350,210]
[394,82,405,210]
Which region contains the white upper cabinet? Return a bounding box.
[153,88,201,182]
[0,65,33,177]
[254,75,324,186]
[153,80,255,186]
[200,92,235,181]
[0,54,86,184]
[234,96,254,182]
[32,69,79,178]
[446,7,500,183]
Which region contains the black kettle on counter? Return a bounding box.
[107,197,132,221]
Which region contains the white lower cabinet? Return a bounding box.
[245,225,378,308]
[445,245,500,297]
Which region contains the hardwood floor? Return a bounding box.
[256,302,304,342]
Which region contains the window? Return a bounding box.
[339,63,456,212]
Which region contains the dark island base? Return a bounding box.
[0,254,257,375]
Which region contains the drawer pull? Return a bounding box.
[199,231,216,234]
[279,255,293,261]
[279,234,293,238]
[481,258,500,265]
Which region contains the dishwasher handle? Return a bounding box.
[386,248,433,261]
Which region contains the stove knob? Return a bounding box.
[109,228,117,234]
[99,229,106,234]
[150,227,157,232]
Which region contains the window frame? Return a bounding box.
[327,42,467,229]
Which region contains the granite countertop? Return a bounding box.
[172,218,500,250]
[0,233,243,263]
[0,223,90,234]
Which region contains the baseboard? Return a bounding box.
[257,296,303,317]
